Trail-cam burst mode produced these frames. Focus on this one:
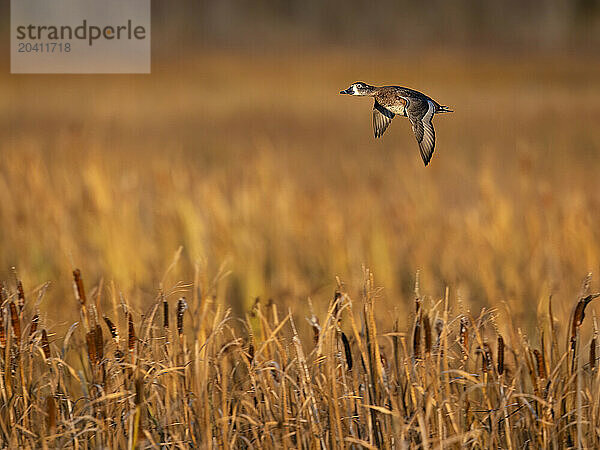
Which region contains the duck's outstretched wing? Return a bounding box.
[372,101,395,138]
[407,98,436,166]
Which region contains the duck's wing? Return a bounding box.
[372,101,395,138]
[406,98,436,166]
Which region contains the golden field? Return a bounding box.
[1,50,600,447]
[1,51,599,325]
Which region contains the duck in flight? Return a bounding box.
[340,82,452,166]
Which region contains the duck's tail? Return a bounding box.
[437,105,453,113]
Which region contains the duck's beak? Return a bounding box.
[340,89,349,94]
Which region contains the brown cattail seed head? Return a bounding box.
[135,377,144,405]
[341,331,353,371]
[86,329,97,365]
[571,294,600,351]
[103,316,119,343]
[95,324,104,362]
[72,269,87,306]
[9,301,20,345]
[30,314,39,338]
[41,329,51,359]
[46,396,56,432]
[247,341,255,362]
[497,335,505,375]
[533,349,547,379]
[423,313,432,355]
[163,296,169,329]
[482,343,493,373]
[177,297,187,336]
[413,313,422,360]
[17,280,25,312]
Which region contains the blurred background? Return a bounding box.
[0,1,599,332]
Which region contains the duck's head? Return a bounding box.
[340,82,375,96]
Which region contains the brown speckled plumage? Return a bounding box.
[340,82,452,166]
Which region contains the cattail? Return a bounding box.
[571,294,600,351]
[9,301,20,345]
[482,343,493,373]
[17,280,25,312]
[533,349,547,379]
[86,329,97,365]
[29,314,39,338]
[590,337,596,371]
[41,329,51,358]
[0,307,5,348]
[162,296,169,329]
[135,377,144,405]
[247,342,255,362]
[177,297,187,336]
[46,395,56,433]
[72,269,87,306]
[128,313,136,353]
[341,331,353,371]
[423,313,432,355]
[103,316,119,343]
[95,324,104,362]
[497,335,505,375]
[413,314,421,359]
[460,317,469,360]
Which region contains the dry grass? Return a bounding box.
[1,49,600,446]
[1,268,600,447]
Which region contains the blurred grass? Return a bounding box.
[1,49,599,331]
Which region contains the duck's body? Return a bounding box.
[340,82,452,166]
